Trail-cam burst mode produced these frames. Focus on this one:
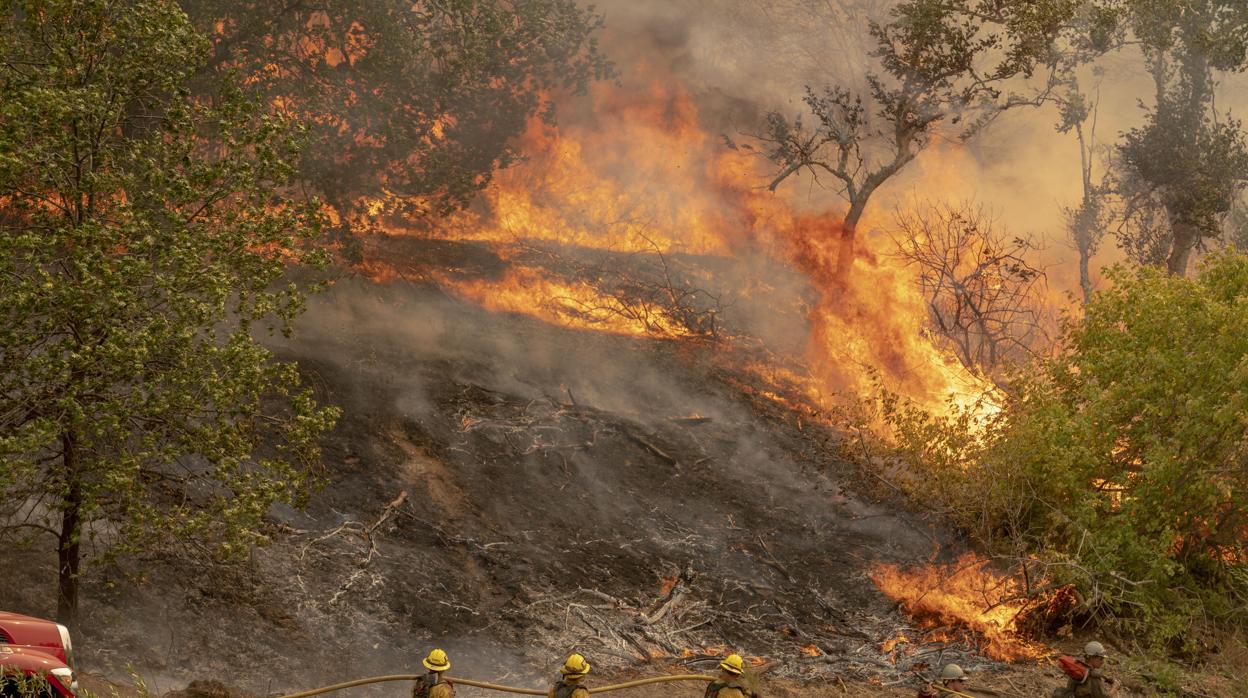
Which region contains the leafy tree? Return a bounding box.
[760,0,1078,285]
[1106,0,1248,275]
[878,253,1248,644]
[0,0,339,627]
[180,0,613,242]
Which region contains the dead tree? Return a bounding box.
[1056,77,1110,306]
[892,202,1048,382]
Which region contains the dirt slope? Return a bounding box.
[4,274,969,695]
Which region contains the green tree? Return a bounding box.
[880,253,1248,644]
[0,0,339,627]
[180,0,613,242]
[1107,0,1248,275]
[761,0,1078,285]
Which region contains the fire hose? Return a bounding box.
[277,674,719,698]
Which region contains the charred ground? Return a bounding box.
[3,238,1004,693]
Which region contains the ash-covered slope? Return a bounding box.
[4,277,949,693]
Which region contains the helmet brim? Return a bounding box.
[423,659,451,671]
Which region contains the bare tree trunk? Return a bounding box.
[56,430,82,629]
[1078,248,1093,305]
[1166,221,1199,276]
[835,200,867,286]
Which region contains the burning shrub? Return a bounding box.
[869,252,1248,649]
[872,553,1051,662]
[184,0,613,234]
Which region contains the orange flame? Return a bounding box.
[361,71,999,417]
[871,553,1046,662]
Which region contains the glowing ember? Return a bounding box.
[437,267,695,338]
[799,644,822,657]
[871,553,1047,662]
[880,633,910,654]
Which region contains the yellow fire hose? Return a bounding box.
[277,673,718,698]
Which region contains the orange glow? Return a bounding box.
[438,267,698,338]
[799,644,821,657]
[871,553,1047,662]
[359,71,1000,417]
[880,633,910,654]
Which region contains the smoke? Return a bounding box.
[588,0,1248,303]
[289,279,770,424]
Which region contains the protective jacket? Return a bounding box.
[548,680,589,698]
[1052,668,1115,698]
[413,674,454,698]
[705,679,752,698]
[1071,669,1115,698]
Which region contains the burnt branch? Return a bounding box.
[891,201,1049,384]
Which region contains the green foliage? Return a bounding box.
[1117,90,1248,272]
[181,0,613,230]
[0,0,338,618]
[1083,1,1248,274]
[1124,655,1185,696]
[1,671,54,698]
[868,253,1248,646]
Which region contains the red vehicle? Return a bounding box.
[0,612,77,698]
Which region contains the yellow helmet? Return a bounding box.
[561,653,591,678]
[423,648,451,672]
[719,654,745,676]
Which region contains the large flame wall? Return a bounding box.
[362,75,991,415]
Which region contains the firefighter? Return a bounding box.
[1059,642,1118,698]
[917,664,970,698]
[704,654,753,698]
[413,649,454,698]
[548,653,591,698]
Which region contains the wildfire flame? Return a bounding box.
[871,553,1046,662]
[359,69,998,417]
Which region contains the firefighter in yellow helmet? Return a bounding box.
[413,649,454,698]
[917,664,970,697]
[548,653,591,698]
[705,654,754,698]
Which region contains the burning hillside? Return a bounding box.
[355,75,995,418]
[0,3,1064,694]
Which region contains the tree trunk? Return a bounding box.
[1078,243,1093,305]
[834,200,867,286]
[1166,221,1199,277]
[56,430,83,629]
